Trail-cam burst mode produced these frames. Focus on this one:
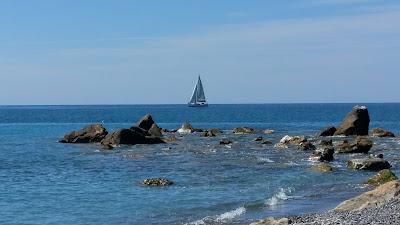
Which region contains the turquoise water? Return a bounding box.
[1,104,400,225]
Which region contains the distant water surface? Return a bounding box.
[1,104,400,225]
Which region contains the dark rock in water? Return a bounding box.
[135,114,154,131]
[347,157,391,171]
[318,126,337,137]
[253,136,264,142]
[148,123,162,137]
[336,137,373,154]
[319,140,333,146]
[298,141,316,151]
[367,169,398,186]
[311,143,334,162]
[101,128,164,147]
[334,105,370,136]
[193,128,204,132]
[203,128,222,137]
[161,128,170,133]
[274,135,308,149]
[262,140,272,145]
[60,124,108,143]
[371,128,395,138]
[220,139,233,145]
[177,123,195,134]
[233,127,255,134]
[141,178,174,186]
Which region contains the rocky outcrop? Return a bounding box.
[317,126,337,137]
[275,135,314,150]
[177,123,195,134]
[203,128,222,137]
[334,180,400,212]
[336,137,373,154]
[249,217,288,225]
[371,128,395,137]
[310,142,334,162]
[101,128,164,147]
[334,105,370,136]
[220,139,233,145]
[141,178,174,186]
[347,157,391,171]
[59,124,108,143]
[311,163,334,172]
[148,123,162,137]
[135,114,155,131]
[367,169,398,186]
[233,127,255,134]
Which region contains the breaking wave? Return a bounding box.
[186,206,246,225]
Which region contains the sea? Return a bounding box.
[1,104,400,225]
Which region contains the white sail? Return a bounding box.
[188,76,208,106]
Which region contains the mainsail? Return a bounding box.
[189,76,207,105]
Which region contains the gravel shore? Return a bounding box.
[288,198,400,225]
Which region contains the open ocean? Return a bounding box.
[1,104,400,225]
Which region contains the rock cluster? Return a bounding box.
[336,137,373,154]
[310,141,334,162]
[371,128,395,137]
[59,124,108,143]
[141,178,174,186]
[233,127,255,134]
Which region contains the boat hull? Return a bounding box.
[188,102,208,107]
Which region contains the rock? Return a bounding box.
[336,137,373,154]
[148,123,162,137]
[311,163,334,172]
[262,140,272,145]
[136,114,154,131]
[220,139,233,145]
[163,136,178,142]
[371,128,395,137]
[203,128,222,137]
[177,123,195,134]
[347,157,391,171]
[101,128,164,147]
[275,135,309,149]
[141,178,174,186]
[334,105,370,136]
[59,124,108,143]
[253,136,264,142]
[249,217,289,225]
[264,129,275,134]
[334,180,400,212]
[310,145,334,162]
[367,169,398,186]
[298,141,316,151]
[233,127,255,134]
[317,126,337,137]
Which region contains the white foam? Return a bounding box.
[265,188,292,207]
[185,207,246,225]
[257,157,274,163]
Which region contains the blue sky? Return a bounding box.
[0,0,399,104]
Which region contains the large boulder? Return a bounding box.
[347,157,391,171]
[371,128,395,137]
[60,124,108,143]
[336,137,373,154]
[148,123,162,137]
[203,128,222,137]
[101,128,164,147]
[334,180,400,212]
[233,127,255,134]
[334,105,370,136]
[135,114,155,131]
[367,169,398,186]
[317,126,337,137]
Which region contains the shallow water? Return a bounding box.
[1,104,400,225]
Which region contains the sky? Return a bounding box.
[0,0,399,105]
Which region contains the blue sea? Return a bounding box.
[1,104,400,225]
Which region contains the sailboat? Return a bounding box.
[188,76,208,107]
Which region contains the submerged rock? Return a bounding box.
[311,163,334,173]
[263,129,275,134]
[347,157,391,171]
[262,140,273,145]
[367,169,398,186]
[135,114,155,131]
[101,128,164,147]
[177,123,195,134]
[336,137,373,154]
[141,178,174,186]
[203,128,222,137]
[59,124,108,143]
[371,128,395,137]
[334,105,370,136]
[233,127,255,134]
[317,126,337,137]
[249,217,289,225]
[334,180,400,212]
[253,136,264,142]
